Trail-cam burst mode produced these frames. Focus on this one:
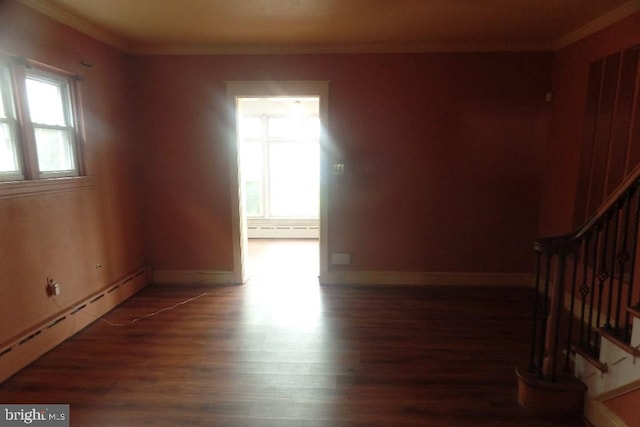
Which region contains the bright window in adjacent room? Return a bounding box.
[238,97,320,219]
[0,57,82,182]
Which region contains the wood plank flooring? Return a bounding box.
[0,241,586,426]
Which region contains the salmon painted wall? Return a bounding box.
[538,12,640,236]
[0,2,145,344]
[604,388,640,426]
[134,52,552,274]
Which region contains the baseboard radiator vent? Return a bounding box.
[247,223,319,239]
[0,266,149,383]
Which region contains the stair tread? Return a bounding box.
[573,345,608,372]
[597,327,640,357]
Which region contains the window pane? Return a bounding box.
[0,123,19,173]
[304,117,320,139]
[241,142,263,216]
[0,67,15,120]
[26,77,68,126]
[240,117,262,138]
[34,128,75,172]
[0,68,19,175]
[245,181,262,216]
[269,142,319,217]
[268,117,301,138]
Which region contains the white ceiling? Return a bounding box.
[18,0,640,54]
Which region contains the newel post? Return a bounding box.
[517,238,585,416]
[542,251,567,381]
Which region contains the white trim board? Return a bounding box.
[226,81,330,286]
[553,1,640,50]
[153,270,237,285]
[319,271,534,287]
[152,270,533,287]
[584,398,628,427]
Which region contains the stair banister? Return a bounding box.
[518,163,640,416]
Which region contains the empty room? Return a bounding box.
[1,1,640,425]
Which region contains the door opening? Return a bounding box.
[238,97,319,280]
[226,81,329,284]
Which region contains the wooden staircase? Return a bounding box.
[519,41,640,426]
[518,169,640,425]
[575,307,640,385]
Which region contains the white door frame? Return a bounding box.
[226,81,330,284]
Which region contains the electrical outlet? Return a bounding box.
[47,277,60,297]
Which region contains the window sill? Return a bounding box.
[0,176,96,199]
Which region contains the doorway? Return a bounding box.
[226,81,329,284]
[238,96,319,280]
[238,97,320,240]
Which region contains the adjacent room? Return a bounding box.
[1,0,640,425]
[237,95,321,281]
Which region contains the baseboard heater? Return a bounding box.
[0,266,150,383]
[247,220,319,239]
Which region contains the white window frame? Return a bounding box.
[0,56,83,182]
[0,64,23,182]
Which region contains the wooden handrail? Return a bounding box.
[527,162,640,384]
[535,162,640,254]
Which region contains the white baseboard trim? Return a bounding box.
[584,398,628,427]
[153,269,236,285]
[596,379,640,402]
[0,266,150,384]
[319,271,534,287]
[247,228,319,239]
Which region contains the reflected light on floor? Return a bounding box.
[243,239,322,332]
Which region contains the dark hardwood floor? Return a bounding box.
[0,241,586,426]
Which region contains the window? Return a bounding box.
[238,97,320,219]
[0,66,20,179]
[0,58,81,182]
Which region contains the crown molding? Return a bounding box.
[16,0,131,52]
[130,41,551,56]
[553,0,640,50]
[14,0,550,56]
[17,0,640,56]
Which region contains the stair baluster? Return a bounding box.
[518,171,640,416]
